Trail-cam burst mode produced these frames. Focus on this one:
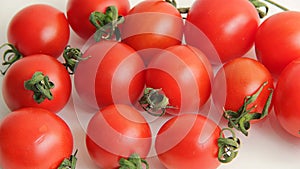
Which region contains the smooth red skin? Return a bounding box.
[121,0,184,63]
[2,54,72,113]
[255,11,300,78]
[67,0,130,40]
[8,4,70,58]
[74,41,145,109]
[86,104,152,169]
[155,114,221,169]
[274,59,300,137]
[185,0,259,64]
[0,107,73,169]
[212,57,274,116]
[145,45,213,115]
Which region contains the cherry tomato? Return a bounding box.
[7,4,70,58]
[86,104,152,168]
[2,54,72,113]
[212,57,274,117]
[185,0,259,64]
[0,107,73,169]
[67,0,130,40]
[74,40,145,109]
[255,11,300,78]
[274,58,300,137]
[142,44,212,115]
[155,113,221,169]
[121,0,184,64]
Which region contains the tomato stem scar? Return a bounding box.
[119,153,149,169]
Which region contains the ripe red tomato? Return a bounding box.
[120,0,184,64]
[142,44,212,115]
[274,58,300,137]
[212,57,274,117]
[7,4,70,58]
[66,0,130,40]
[255,11,300,78]
[2,54,72,113]
[86,104,152,168]
[185,0,259,64]
[74,40,145,109]
[0,107,73,169]
[155,114,221,169]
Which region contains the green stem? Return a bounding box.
[89,6,124,42]
[58,149,78,169]
[138,88,177,116]
[119,153,149,169]
[63,45,87,75]
[263,0,289,11]
[0,43,23,75]
[218,128,240,163]
[24,72,55,104]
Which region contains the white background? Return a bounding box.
[1,0,300,169]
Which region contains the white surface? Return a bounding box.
[1,0,300,169]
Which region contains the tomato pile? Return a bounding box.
[0,0,300,169]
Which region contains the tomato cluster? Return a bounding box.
[1,0,300,169]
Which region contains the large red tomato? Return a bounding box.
[185,0,259,64]
[141,44,212,115]
[2,54,72,113]
[212,57,274,122]
[255,11,300,78]
[274,58,300,137]
[74,40,145,109]
[7,4,70,58]
[121,0,184,64]
[66,0,130,40]
[0,107,73,169]
[155,114,221,169]
[86,104,152,169]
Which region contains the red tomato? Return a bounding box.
[2,54,72,113]
[255,11,300,78]
[86,104,152,169]
[274,58,300,137]
[74,40,145,109]
[66,0,130,40]
[155,114,221,169]
[143,45,212,115]
[185,0,259,64]
[120,0,184,64]
[0,107,73,169]
[7,4,70,58]
[212,57,274,117]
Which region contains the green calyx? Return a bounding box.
[223,81,273,136]
[0,43,23,75]
[249,0,289,18]
[24,72,55,104]
[63,45,87,75]
[119,153,149,169]
[89,6,124,42]
[218,128,240,163]
[58,149,78,169]
[139,88,177,116]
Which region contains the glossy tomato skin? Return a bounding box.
[274,58,300,137]
[255,11,300,78]
[86,104,152,169]
[121,0,184,64]
[2,54,72,113]
[67,0,130,40]
[0,107,73,169]
[212,57,274,116]
[185,0,259,64]
[8,4,70,58]
[155,114,221,169]
[145,45,213,115]
[74,40,145,109]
